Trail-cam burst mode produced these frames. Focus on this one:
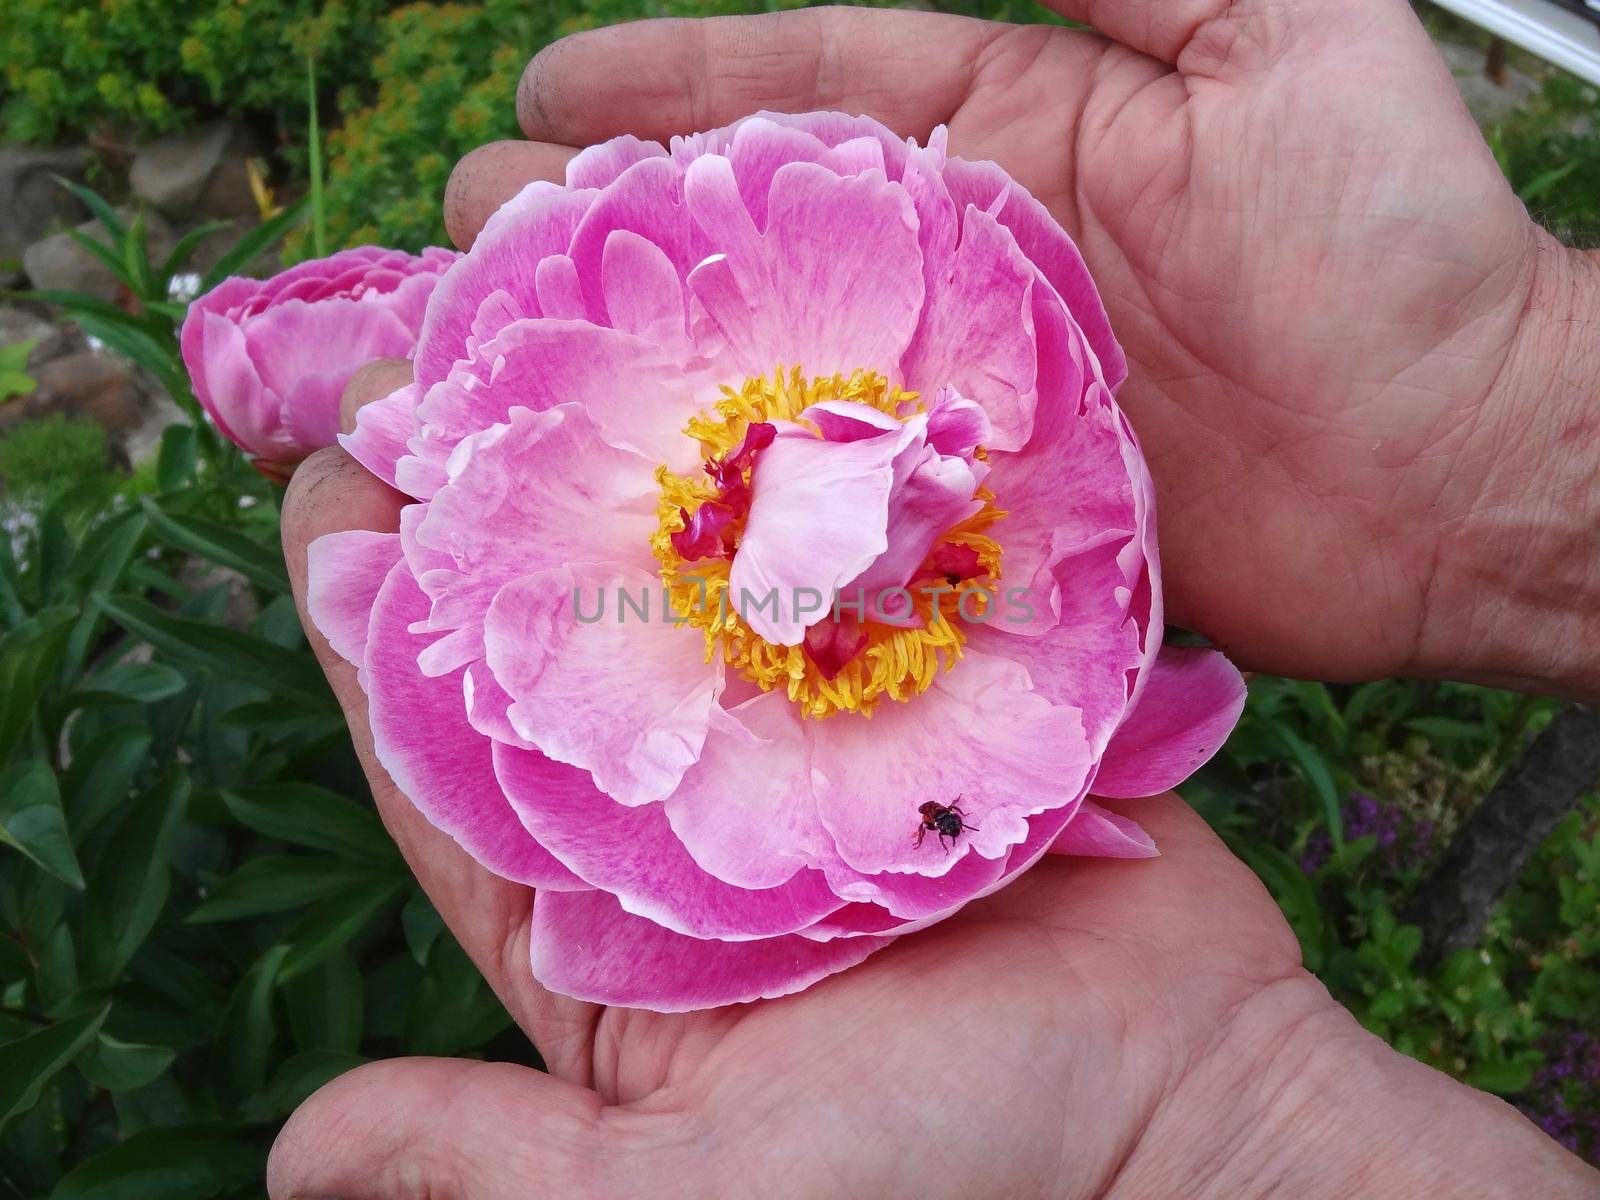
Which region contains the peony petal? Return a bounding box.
[1092,646,1247,798]
[664,694,829,889]
[941,155,1127,392]
[414,182,595,388]
[602,228,689,344]
[483,564,721,806]
[1047,800,1159,858]
[305,530,401,681]
[684,156,923,379]
[566,134,669,190]
[341,381,421,491]
[362,561,584,889]
[408,403,660,673]
[727,422,905,644]
[902,204,1038,451]
[496,741,843,940]
[809,650,1093,876]
[529,888,891,1011]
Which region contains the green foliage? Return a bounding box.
[0,417,110,509]
[0,342,38,404]
[1490,73,1600,244]
[0,0,402,143]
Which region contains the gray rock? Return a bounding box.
[1436,38,1543,127]
[0,145,91,281]
[3,350,150,437]
[130,121,258,219]
[21,209,175,303]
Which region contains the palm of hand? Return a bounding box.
[939,7,1534,680]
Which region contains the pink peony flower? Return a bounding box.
[309,113,1247,1011]
[181,245,458,476]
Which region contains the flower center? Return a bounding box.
[651,368,1005,718]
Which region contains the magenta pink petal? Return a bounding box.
[305,530,401,677]
[529,888,892,1011]
[361,561,584,889]
[1048,800,1159,858]
[1092,646,1248,798]
[340,381,422,493]
[566,133,669,190]
[496,741,844,940]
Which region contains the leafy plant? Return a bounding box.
[0,342,38,404]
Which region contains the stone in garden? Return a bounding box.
[2,349,149,438]
[0,146,91,284]
[130,121,258,218]
[21,209,175,304]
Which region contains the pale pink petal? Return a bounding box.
[533,254,590,322]
[567,156,704,322]
[664,694,830,889]
[728,423,904,644]
[566,134,669,190]
[848,433,984,594]
[408,404,660,673]
[340,381,421,492]
[496,741,843,939]
[1047,800,1159,858]
[414,182,595,388]
[483,564,721,806]
[809,650,1093,876]
[684,157,923,379]
[967,536,1143,752]
[305,530,401,678]
[530,888,891,1011]
[902,204,1038,451]
[602,228,689,344]
[362,561,583,889]
[190,309,274,453]
[941,154,1127,392]
[1092,646,1247,798]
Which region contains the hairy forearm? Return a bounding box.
[1113,973,1599,1199]
[1419,234,1600,701]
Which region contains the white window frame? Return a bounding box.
[1430,0,1600,86]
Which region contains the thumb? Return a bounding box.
[266,1057,657,1199]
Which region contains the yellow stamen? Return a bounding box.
[652,368,1005,718]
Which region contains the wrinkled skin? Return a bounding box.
[267,0,1600,1196]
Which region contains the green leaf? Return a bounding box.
[159,219,233,281]
[0,607,75,761]
[0,761,82,888]
[61,726,152,841]
[49,1124,258,1200]
[285,950,363,1053]
[200,196,309,290]
[80,772,187,983]
[97,595,329,701]
[75,662,188,706]
[0,1006,108,1131]
[221,783,396,865]
[1271,724,1343,844]
[256,1050,366,1121]
[402,890,445,965]
[277,880,404,982]
[156,424,198,492]
[214,945,289,1103]
[140,498,290,593]
[1465,1058,1536,1096]
[52,176,126,240]
[76,1033,176,1092]
[188,856,396,923]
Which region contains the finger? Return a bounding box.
[267,1057,652,1200]
[445,138,577,250]
[1038,0,1240,64]
[338,357,413,435]
[518,8,1008,147]
[280,444,574,1055]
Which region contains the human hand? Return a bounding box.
[444,0,1600,698]
[262,367,1598,1199]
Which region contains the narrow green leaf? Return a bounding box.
[256,1050,366,1121]
[81,772,187,983]
[199,196,308,291]
[214,945,289,1103]
[156,424,198,492]
[76,661,188,706]
[188,856,396,923]
[0,607,75,760]
[50,1124,258,1200]
[221,783,396,864]
[140,498,290,592]
[65,228,139,292]
[307,56,327,259]
[0,761,83,888]
[1272,724,1344,845]
[277,881,403,982]
[159,219,233,280]
[52,176,126,239]
[61,726,152,841]
[76,1033,176,1092]
[97,595,329,701]
[0,1006,107,1130]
